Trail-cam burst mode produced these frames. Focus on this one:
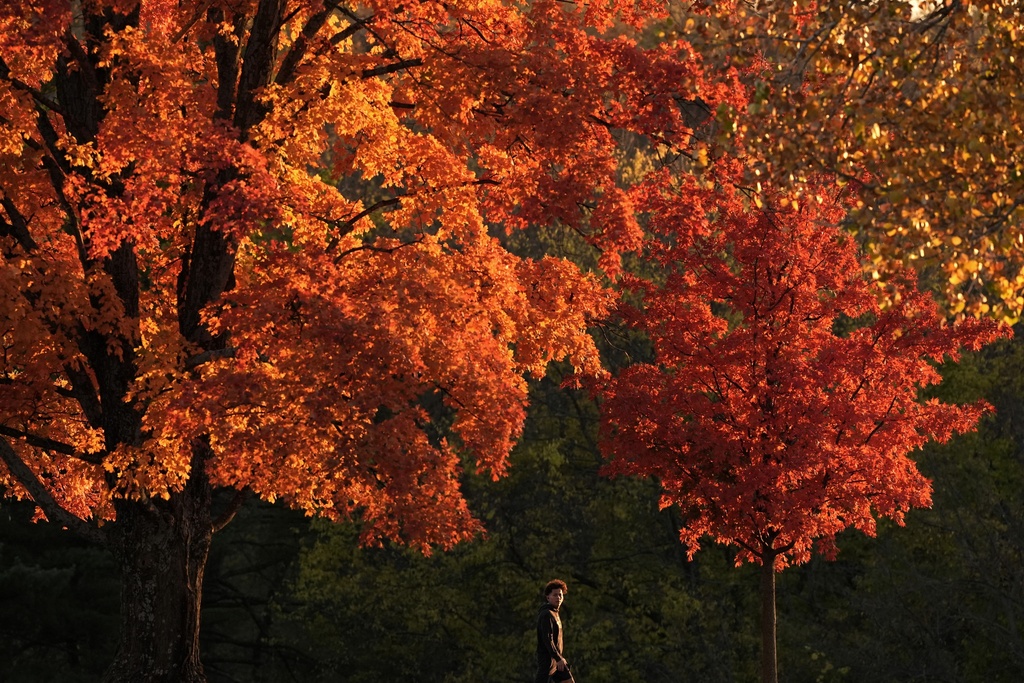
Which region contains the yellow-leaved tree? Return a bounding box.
[663,0,1024,320]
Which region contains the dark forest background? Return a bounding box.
[2,328,1023,682]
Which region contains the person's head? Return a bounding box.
[544,579,567,608]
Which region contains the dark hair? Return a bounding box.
[544,579,568,596]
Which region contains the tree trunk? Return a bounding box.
[760,552,779,683]
[103,463,213,683]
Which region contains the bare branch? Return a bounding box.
[212,489,249,533]
[25,105,92,268]
[863,394,899,445]
[319,176,498,254]
[338,6,395,57]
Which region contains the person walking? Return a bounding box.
[535,579,574,682]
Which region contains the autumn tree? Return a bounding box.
[658,0,1024,321]
[595,173,1006,683]
[0,1,743,680]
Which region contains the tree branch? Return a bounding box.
[0,425,104,464]
[863,394,899,445]
[235,0,288,134]
[0,56,64,115]
[322,196,402,254]
[184,346,238,371]
[212,489,249,533]
[0,435,105,543]
[333,237,423,264]
[27,104,92,268]
[171,0,216,43]
[210,8,247,122]
[0,195,39,253]
[275,0,346,86]
[330,13,372,46]
[318,182,496,255]
[62,26,99,110]
[361,57,423,79]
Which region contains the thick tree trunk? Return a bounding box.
[760,552,779,683]
[103,462,213,683]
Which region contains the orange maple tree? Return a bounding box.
[0,1,743,680]
[596,172,1006,683]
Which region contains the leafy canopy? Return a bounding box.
[0,0,741,549]
[668,0,1024,321]
[597,171,1006,568]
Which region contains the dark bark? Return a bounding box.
[103,447,214,683]
[275,0,341,87]
[760,551,779,683]
[177,218,236,345]
[234,0,287,135]
[210,6,245,122]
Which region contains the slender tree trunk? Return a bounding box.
[103,460,213,683]
[760,551,778,683]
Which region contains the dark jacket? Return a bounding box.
[536,603,564,667]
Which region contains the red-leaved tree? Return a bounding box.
[0,1,743,680]
[596,173,1007,683]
